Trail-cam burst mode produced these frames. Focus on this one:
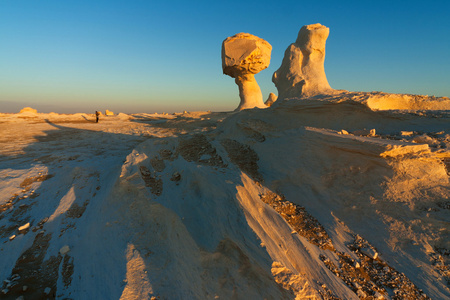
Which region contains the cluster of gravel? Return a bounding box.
[259,191,334,251]
[259,189,434,299]
[431,247,450,287]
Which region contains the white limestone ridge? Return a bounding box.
[222,33,272,110]
[273,24,335,100]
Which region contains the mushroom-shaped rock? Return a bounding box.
[273,24,334,100]
[222,33,272,110]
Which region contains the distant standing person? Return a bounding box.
[95,111,100,123]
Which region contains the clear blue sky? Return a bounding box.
[1,0,449,113]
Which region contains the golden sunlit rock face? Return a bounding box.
[222,33,272,111]
[363,93,450,110]
[273,24,334,100]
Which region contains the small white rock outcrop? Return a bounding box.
[273,24,334,100]
[222,33,272,110]
[19,107,38,114]
[265,93,278,107]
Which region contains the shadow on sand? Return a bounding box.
[0,115,288,299]
[0,119,147,299]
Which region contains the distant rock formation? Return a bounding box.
[265,93,278,107]
[105,110,114,116]
[222,33,272,110]
[273,24,334,100]
[19,107,37,114]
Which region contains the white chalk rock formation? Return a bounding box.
[222,33,272,110]
[265,93,278,107]
[105,109,114,116]
[273,24,334,100]
[19,107,38,114]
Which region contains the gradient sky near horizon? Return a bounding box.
[1,0,449,114]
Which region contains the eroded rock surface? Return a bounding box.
[273,24,334,100]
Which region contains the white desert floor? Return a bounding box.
[0,93,449,299]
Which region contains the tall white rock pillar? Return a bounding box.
[273,24,334,100]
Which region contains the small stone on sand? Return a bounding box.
[60,245,70,255]
[18,223,30,231]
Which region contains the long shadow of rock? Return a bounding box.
[130,111,231,135]
[113,128,296,299]
[0,119,148,299]
[0,116,294,299]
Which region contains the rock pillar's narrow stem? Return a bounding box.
[234,74,265,111]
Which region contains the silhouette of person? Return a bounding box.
[95,111,100,123]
